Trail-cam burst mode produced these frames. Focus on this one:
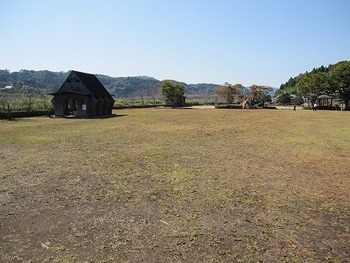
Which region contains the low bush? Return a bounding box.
[215,104,243,109]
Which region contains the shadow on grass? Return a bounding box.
[93,114,128,119]
[62,114,128,119]
[0,117,18,121]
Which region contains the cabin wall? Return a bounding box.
[52,94,91,117]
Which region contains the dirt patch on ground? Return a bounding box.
[187,105,216,109]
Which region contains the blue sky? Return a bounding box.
[1,0,349,87]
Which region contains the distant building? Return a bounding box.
[0,85,13,90]
[317,94,333,107]
[51,70,114,117]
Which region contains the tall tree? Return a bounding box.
[216,82,241,105]
[277,92,291,105]
[249,85,273,107]
[297,72,328,100]
[161,80,185,107]
[329,61,350,109]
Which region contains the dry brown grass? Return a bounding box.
[1,108,350,262]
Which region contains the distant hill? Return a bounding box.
[0,69,220,98]
[95,74,162,97]
[0,69,68,93]
[0,69,276,98]
[276,64,334,96]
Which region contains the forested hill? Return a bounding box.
[0,69,219,97]
[277,64,335,95]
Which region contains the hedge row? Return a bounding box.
[0,110,54,119]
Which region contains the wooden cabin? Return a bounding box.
[51,70,115,117]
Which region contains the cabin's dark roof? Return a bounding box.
[51,70,112,98]
[72,71,112,98]
[51,90,92,96]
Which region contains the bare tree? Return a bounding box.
[127,92,136,107]
[0,94,14,120]
[22,86,39,112]
[23,93,34,111]
[200,88,214,105]
[148,85,162,107]
[134,89,146,106]
[40,93,53,116]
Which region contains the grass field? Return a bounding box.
[1,108,350,262]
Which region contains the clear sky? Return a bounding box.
[1,0,349,87]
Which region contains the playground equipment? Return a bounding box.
[240,85,272,108]
[252,102,263,108]
[240,97,263,108]
[240,98,250,108]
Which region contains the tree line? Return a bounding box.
[215,82,273,108]
[277,61,350,108]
